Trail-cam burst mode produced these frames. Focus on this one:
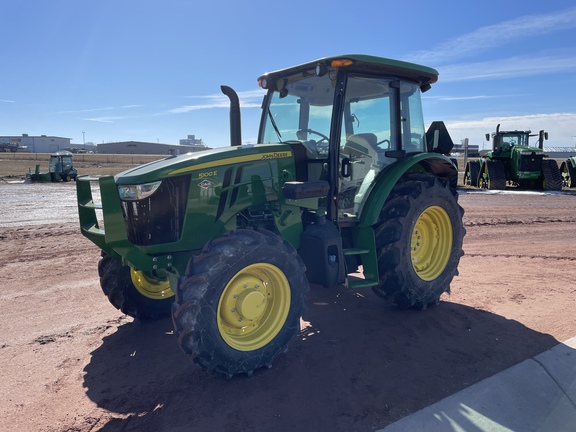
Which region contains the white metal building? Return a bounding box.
[96,141,209,155]
[0,134,72,153]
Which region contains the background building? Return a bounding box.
[96,141,210,155]
[0,134,71,153]
[179,134,210,151]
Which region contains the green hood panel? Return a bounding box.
[115,144,295,185]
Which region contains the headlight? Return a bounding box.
[118,180,162,201]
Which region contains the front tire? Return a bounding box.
[98,254,174,320]
[372,174,465,309]
[172,229,309,377]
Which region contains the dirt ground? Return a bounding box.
[1,179,576,432]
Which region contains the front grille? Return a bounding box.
[121,175,190,246]
[519,153,543,172]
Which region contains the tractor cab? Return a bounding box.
[257,55,454,225]
[49,152,74,174]
[49,151,78,181]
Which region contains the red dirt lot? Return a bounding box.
[0,182,575,432]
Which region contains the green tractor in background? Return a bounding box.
[560,156,576,188]
[26,151,78,182]
[463,124,562,190]
[77,54,465,377]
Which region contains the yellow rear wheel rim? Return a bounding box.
[130,269,174,300]
[217,263,291,351]
[411,206,453,281]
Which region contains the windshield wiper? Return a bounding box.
[268,108,283,142]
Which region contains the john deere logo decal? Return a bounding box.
[198,179,214,189]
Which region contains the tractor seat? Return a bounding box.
[342,133,378,159]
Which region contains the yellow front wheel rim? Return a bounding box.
[411,206,453,281]
[217,263,291,351]
[130,269,174,300]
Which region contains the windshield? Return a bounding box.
[502,133,529,147]
[261,73,335,156]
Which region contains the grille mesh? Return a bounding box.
[121,175,190,246]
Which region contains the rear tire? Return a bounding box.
[372,174,465,309]
[481,160,506,190]
[172,229,309,377]
[98,254,174,320]
[542,159,562,191]
[561,159,576,188]
[463,161,480,187]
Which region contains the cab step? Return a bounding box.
[347,278,379,289]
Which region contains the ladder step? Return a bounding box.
[343,248,370,256]
[347,278,379,289]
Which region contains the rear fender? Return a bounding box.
[358,154,457,227]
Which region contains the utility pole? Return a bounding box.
[463,138,469,171]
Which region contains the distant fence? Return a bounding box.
[0,152,164,165]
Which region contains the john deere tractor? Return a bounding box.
[27,151,78,182]
[77,55,465,377]
[463,124,562,190]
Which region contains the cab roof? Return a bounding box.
[258,54,439,88]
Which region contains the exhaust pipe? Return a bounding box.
[538,130,547,150]
[221,85,242,147]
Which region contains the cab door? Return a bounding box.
[337,75,427,220]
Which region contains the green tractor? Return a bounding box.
[463,124,562,190]
[26,151,78,182]
[560,156,576,188]
[77,54,465,377]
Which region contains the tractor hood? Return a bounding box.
[114,143,294,185]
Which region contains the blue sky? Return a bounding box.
[2,1,576,150]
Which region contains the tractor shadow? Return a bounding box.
[83,285,563,432]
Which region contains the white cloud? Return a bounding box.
[425,95,500,101]
[443,113,576,147]
[439,53,576,82]
[408,6,576,64]
[170,89,265,114]
[57,105,143,114]
[82,116,125,123]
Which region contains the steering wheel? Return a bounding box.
[300,129,329,143]
[376,139,390,149]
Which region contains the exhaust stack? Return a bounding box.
[221,85,242,147]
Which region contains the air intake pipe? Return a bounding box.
[221,85,242,147]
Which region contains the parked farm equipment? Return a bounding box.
[77,54,465,377]
[0,142,21,152]
[463,124,562,190]
[26,151,78,182]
